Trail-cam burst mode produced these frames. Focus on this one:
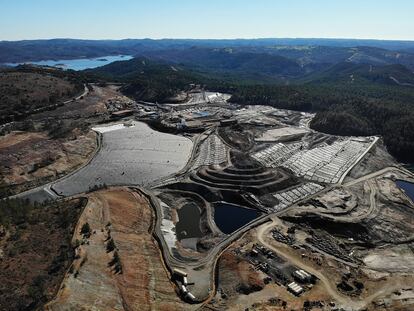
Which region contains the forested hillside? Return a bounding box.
[0,66,85,124]
[86,57,210,102]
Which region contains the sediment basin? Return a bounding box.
[396,179,414,202]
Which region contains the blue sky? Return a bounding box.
[1,0,413,41]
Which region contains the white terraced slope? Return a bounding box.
[253,137,374,184]
[252,143,303,167]
[283,138,373,184]
[194,134,228,168]
[271,182,325,212]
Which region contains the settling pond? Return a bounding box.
[176,203,203,240]
[396,180,414,202]
[192,111,212,118]
[213,202,261,234]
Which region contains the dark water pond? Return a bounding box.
[213,202,261,234]
[176,203,202,240]
[396,180,414,201]
[5,55,133,71]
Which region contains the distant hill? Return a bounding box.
[139,46,414,82]
[242,45,414,71]
[0,66,84,124]
[138,48,305,81]
[2,38,414,64]
[302,62,414,86]
[86,57,217,102]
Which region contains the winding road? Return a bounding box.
[256,219,403,310]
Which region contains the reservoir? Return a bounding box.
[213,202,261,234]
[396,180,414,202]
[5,55,133,71]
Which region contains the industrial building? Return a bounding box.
[287,282,304,296]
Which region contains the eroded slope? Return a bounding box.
[47,188,191,311]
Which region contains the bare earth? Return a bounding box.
[47,187,190,311]
[0,130,97,194]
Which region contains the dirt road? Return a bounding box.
[256,219,402,310]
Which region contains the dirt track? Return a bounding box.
[256,219,405,310]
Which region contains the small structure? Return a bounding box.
[287,282,304,296]
[220,119,238,127]
[111,109,134,119]
[186,292,196,301]
[292,269,313,283]
[173,268,187,278]
[250,248,259,257]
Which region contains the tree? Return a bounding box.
[106,238,116,253]
[80,222,91,238]
[108,251,122,274]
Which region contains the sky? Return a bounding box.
[1,0,414,41]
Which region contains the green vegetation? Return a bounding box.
[108,250,122,274]
[0,66,86,124]
[80,222,91,238]
[2,38,414,64]
[106,238,116,252]
[140,47,305,81]
[0,197,86,311]
[86,57,209,102]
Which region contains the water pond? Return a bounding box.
[396,180,414,202]
[176,203,203,240]
[5,55,133,71]
[193,111,212,118]
[213,202,261,234]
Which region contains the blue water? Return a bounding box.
[193,111,211,118]
[213,202,261,234]
[396,180,414,201]
[5,55,133,71]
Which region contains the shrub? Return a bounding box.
[106,238,116,253]
[80,222,91,238]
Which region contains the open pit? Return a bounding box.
[136,94,414,308]
[4,89,414,310]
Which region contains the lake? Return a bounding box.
[396,180,414,202]
[213,202,261,234]
[5,55,133,71]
